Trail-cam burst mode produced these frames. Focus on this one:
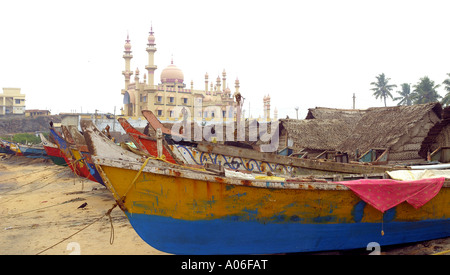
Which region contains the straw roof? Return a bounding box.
[278,118,356,151]
[338,102,442,157]
[305,107,367,123]
[419,105,450,158]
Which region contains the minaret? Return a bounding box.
[263,94,271,120]
[234,77,240,94]
[216,75,221,92]
[122,33,133,90]
[145,25,157,87]
[134,67,140,86]
[205,72,209,92]
[222,69,226,92]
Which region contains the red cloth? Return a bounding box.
[338,177,445,212]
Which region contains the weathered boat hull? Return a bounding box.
[43,145,68,166]
[0,141,15,154]
[96,159,449,254]
[65,126,104,185]
[19,145,48,159]
[82,119,450,254]
[49,128,99,183]
[5,141,23,156]
[117,117,179,163]
[39,133,68,166]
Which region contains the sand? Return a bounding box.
[0,155,168,255]
[0,155,449,255]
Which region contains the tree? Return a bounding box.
[441,73,450,106]
[413,76,441,104]
[393,83,416,106]
[370,73,397,107]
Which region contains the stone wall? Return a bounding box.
[0,115,61,135]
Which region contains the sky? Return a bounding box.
[1,0,450,119]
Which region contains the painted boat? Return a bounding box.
[60,126,102,184]
[0,140,15,154]
[49,127,80,174]
[66,125,105,186]
[117,117,182,164]
[49,126,98,183]
[19,144,48,159]
[81,119,450,255]
[4,141,23,156]
[141,110,403,176]
[39,133,67,166]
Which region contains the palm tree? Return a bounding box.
[441,73,450,106]
[413,76,441,104]
[370,73,397,106]
[393,83,416,106]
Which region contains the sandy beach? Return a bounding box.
[0,155,448,255]
[0,155,168,255]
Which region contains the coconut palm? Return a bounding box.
[413,76,441,104]
[370,73,397,107]
[394,83,417,106]
[441,73,450,106]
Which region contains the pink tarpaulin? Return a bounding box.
[338,177,445,212]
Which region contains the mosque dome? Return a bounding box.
[160,61,184,83]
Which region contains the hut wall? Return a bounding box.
[434,124,450,151]
[389,111,440,161]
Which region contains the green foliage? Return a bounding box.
[370,73,397,107]
[413,76,441,104]
[394,83,417,106]
[372,74,450,107]
[0,132,48,144]
[442,73,450,106]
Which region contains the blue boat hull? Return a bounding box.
[20,146,49,159]
[126,212,450,255]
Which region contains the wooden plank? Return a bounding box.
[196,142,401,174]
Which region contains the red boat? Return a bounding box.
[117,117,181,164]
[39,133,67,166]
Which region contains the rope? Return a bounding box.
[431,249,450,255]
[119,157,152,206]
[107,210,115,245]
[35,203,118,255]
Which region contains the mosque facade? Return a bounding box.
[121,26,252,123]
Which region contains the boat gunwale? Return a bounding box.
[93,155,349,190]
[92,156,450,191]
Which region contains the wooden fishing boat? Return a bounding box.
[141,110,404,176]
[0,140,16,155]
[4,141,23,156]
[66,125,105,186]
[117,117,182,164]
[39,133,67,166]
[60,126,102,184]
[81,119,450,255]
[18,144,48,159]
[49,126,99,183]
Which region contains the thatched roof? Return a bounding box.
[419,105,450,158]
[278,118,356,151]
[305,107,366,124]
[338,102,442,157]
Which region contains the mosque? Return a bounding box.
[121,26,274,122]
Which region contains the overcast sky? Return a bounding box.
[1,0,450,119]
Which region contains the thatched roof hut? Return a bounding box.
[338,102,442,163]
[305,107,367,123]
[277,118,355,153]
[419,105,450,160]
